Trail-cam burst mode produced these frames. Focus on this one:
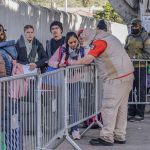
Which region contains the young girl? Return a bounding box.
[48,32,85,140]
[48,32,84,68]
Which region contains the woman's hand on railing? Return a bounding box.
[29,63,37,71]
[58,63,66,68]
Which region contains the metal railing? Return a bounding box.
[0,64,103,150]
[38,68,66,149]
[1,60,150,150]
[129,59,150,105]
[0,73,37,150]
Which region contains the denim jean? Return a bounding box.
[128,67,146,117]
[68,82,80,132]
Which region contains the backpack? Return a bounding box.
[80,47,85,58]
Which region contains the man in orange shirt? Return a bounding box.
[78,20,134,146]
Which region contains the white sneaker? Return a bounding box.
[72,130,81,140]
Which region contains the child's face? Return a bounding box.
[68,36,78,49]
[0,26,6,42]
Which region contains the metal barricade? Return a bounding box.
[37,69,66,149]
[63,65,103,150]
[130,59,150,105]
[0,65,103,150]
[67,65,96,128]
[35,65,101,150]
[0,73,37,150]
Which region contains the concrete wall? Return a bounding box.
[0,0,97,47]
[0,0,129,48]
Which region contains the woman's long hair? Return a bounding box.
[65,32,79,61]
[0,24,7,41]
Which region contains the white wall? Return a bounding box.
[0,0,128,47]
[0,0,97,47]
[111,22,128,45]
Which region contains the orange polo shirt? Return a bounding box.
[88,40,107,57]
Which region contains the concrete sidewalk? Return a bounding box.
[56,114,150,150]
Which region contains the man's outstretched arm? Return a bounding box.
[78,40,107,65]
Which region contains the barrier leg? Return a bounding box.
[80,117,103,137]
[64,69,82,150]
[80,121,95,137]
[65,134,82,150]
[81,66,103,137]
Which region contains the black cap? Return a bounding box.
[97,19,107,31]
[50,21,63,32]
[131,18,142,26]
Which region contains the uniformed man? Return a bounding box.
[125,18,150,121]
[77,19,134,146]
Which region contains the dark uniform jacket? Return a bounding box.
[125,28,150,60]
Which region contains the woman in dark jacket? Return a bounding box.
[15,25,48,73]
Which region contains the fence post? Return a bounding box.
[64,68,68,135]
[64,68,82,150]
[95,65,103,128]
[36,74,42,149]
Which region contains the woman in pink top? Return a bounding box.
[48,32,85,140]
[48,32,85,68]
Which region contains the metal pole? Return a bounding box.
[64,0,68,12]
[64,68,82,150]
[95,66,103,128]
[36,75,42,149]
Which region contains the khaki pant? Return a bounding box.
[100,74,134,143]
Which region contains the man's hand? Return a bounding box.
[58,63,66,68]
[29,63,37,71]
[79,55,95,65]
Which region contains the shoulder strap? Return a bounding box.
[58,46,65,63]
[80,47,85,58]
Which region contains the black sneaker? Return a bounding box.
[114,140,126,144]
[127,116,135,122]
[134,115,144,121]
[89,138,113,146]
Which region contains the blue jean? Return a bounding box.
[128,67,146,117]
[68,82,80,132]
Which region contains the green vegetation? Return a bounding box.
[94,2,124,23]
